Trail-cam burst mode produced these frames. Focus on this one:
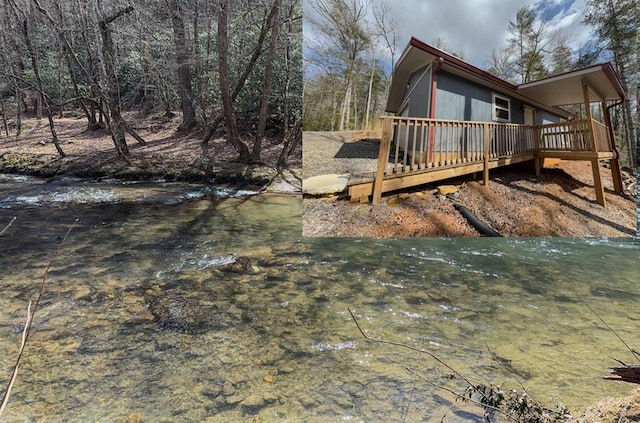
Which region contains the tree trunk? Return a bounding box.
[364,53,375,131]
[98,6,144,156]
[217,0,251,161]
[21,14,65,157]
[276,117,301,170]
[252,0,281,163]
[15,92,22,136]
[170,0,197,131]
[202,1,280,145]
[0,102,9,136]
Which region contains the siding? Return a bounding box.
[436,71,492,121]
[394,68,565,159]
[537,110,562,125]
[400,65,431,117]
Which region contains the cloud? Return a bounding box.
[534,0,576,21]
[365,0,592,68]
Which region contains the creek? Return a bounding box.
[0,174,638,422]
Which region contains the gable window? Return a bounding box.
[492,93,511,122]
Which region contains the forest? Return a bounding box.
[303,0,638,170]
[0,0,302,167]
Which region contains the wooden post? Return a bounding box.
[582,81,597,152]
[583,80,605,207]
[591,159,606,207]
[372,118,391,204]
[602,101,624,194]
[483,123,490,186]
[534,125,541,177]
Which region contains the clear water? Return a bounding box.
[0,175,639,422]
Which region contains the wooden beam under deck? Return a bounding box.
[537,151,616,160]
[349,153,535,200]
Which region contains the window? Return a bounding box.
[492,93,511,122]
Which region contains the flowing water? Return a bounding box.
[0,174,639,422]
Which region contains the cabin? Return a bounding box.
[349,37,626,206]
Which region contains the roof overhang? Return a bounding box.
[387,37,518,113]
[517,63,626,105]
[387,37,625,119]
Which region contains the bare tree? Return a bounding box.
[8,0,66,156]
[168,0,197,131]
[98,5,146,156]
[217,0,251,161]
[308,0,371,131]
[507,6,551,83]
[487,47,517,82]
[202,0,281,145]
[252,0,282,162]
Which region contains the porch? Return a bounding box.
[348,115,621,206]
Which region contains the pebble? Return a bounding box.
[241,394,266,411]
[127,411,146,423]
[264,375,275,383]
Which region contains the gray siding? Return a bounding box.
[400,65,431,117]
[436,71,492,121]
[394,68,565,158]
[434,71,564,125]
[537,110,562,125]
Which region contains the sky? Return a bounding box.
[304,0,596,71]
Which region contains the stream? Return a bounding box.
[0,174,639,422]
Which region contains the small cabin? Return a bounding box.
[350,37,626,206]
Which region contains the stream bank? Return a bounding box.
[0,113,302,193]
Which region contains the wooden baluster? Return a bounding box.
[483,123,490,185]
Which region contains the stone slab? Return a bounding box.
[437,185,459,195]
[303,174,349,195]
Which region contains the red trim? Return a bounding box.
[410,37,518,91]
[428,57,444,162]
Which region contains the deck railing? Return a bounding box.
[383,116,538,175]
[538,119,590,151]
[592,119,612,152]
[371,116,613,203]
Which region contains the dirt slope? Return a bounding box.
[303,131,637,237]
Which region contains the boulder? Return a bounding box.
[303,174,349,195]
[437,185,459,195]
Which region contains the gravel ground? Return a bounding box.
[303,131,637,237]
[302,131,379,179]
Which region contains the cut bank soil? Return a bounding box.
[303,131,637,237]
[0,112,302,189]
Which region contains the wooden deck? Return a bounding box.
[348,116,621,206]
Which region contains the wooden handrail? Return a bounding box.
[369,116,613,203]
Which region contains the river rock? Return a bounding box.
[218,256,259,274]
[146,295,229,334]
[240,394,266,413]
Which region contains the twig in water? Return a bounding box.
[402,337,425,422]
[0,216,16,237]
[0,223,74,417]
[348,308,477,393]
[566,280,640,362]
[0,302,32,416]
[405,367,519,423]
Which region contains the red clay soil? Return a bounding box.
[303,149,637,238]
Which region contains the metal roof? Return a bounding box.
[517,63,626,105]
[387,37,625,116]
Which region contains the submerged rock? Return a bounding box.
[146,295,229,334]
[218,256,259,274]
